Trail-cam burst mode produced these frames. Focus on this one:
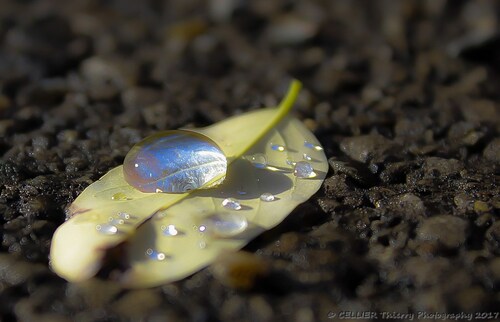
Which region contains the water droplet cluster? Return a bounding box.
[95,212,135,235]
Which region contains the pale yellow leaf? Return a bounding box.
[50,80,327,287]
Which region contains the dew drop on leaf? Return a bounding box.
[221,198,242,210]
[271,144,286,152]
[111,192,129,201]
[293,161,316,178]
[246,153,267,169]
[162,224,179,236]
[199,213,248,237]
[96,224,118,235]
[123,130,227,193]
[304,141,323,151]
[260,193,276,202]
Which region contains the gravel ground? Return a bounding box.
[1,1,499,321]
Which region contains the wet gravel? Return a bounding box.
[1,0,499,321]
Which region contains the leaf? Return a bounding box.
[50,80,328,287]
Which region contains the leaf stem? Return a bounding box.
[276,79,302,118]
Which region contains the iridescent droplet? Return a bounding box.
[123,130,227,193]
[200,213,248,237]
[303,153,312,161]
[260,193,276,202]
[222,198,242,210]
[293,161,316,178]
[162,224,179,236]
[271,144,286,152]
[96,224,118,235]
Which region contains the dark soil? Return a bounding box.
[1,1,499,321]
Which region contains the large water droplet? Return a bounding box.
[271,144,286,152]
[123,130,227,193]
[260,193,276,202]
[199,213,248,237]
[96,224,118,235]
[293,161,316,178]
[222,198,242,210]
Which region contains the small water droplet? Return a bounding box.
[247,153,267,169]
[111,192,129,201]
[293,161,316,178]
[199,225,207,233]
[118,212,131,220]
[304,141,315,149]
[303,153,312,161]
[260,193,276,202]
[304,141,323,151]
[271,144,286,152]
[200,213,248,237]
[222,198,242,210]
[198,241,207,249]
[96,224,118,235]
[162,224,179,236]
[108,218,125,225]
[286,159,296,166]
[146,248,167,261]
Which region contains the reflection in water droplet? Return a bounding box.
[237,190,247,195]
[146,248,167,261]
[96,224,118,235]
[271,144,286,152]
[304,141,315,149]
[293,161,316,178]
[162,224,179,236]
[118,212,131,220]
[123,130,227,193]
[246,153,267,169]
[303,153,312,161]
[200,213,248,237]
[222,198,242,210]
[108,218,125,226]
[304,141,323,151]
[111,192,129,201]
[260,193,276,202]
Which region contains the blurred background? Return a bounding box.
[0,0,499,321]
